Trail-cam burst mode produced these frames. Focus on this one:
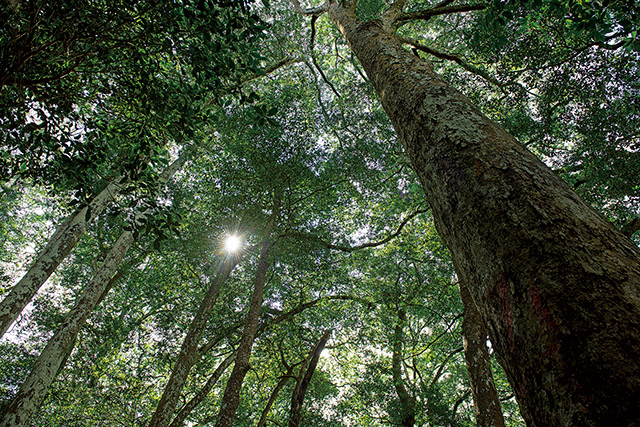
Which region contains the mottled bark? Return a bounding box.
[149,255,241,427]
[214,239,274,427]
[167,354,236,427]
[0,231,134,427]
[391,310,415,427]
[460,283,506,427]
[0,155,187,427]
[327,3,640,425]
[0,180,119,337]
[289,329,331,427]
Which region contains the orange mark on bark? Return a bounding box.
[530,284,560,357]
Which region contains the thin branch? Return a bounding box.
[398,35,503,87]
[430,345,464,387]
[283,207,429,253]
[291,0,328,15]
[452,390,472,415]
[395,4,486,27]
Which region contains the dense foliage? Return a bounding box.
[1,0,638,425]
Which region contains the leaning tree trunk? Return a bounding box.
[149,255,241,427]
[391,310,415,427]
[289,329,331,427]
[327,3,640,426]
[214,239,275,427]
[0,179,120,337]
[0,155,187,427]
[459,283,506,427]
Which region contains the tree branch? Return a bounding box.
[398,35,503,87]
[291,0,328,15]
[395,4,486,27]
[283,207,429,252]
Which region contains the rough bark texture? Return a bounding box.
[391,310,415,427]
[149,255,240,427]
[214,239,274,427]
[0,180,119,337]
[460,283,506,427]
[168,354,236,427]
[327,3,640,426]
[288,329,331,427]
[0,231,134,427]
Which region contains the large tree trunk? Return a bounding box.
[0,180,120,337]
[460,283,506,427]
[327,3,640,426]
[391,310,415,427]
[288,329,331,427]
[0,155,187,427]
[214,239,275,427]
[149,255,241,427]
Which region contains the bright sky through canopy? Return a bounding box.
[224,235,242,253]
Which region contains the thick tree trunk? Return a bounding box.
[391,310,415,427]
[214,239,274,427]
[168,353,236,427]
[327,3,640,426]
[460,283,506,427]
[289,329,331,427]
[0,230,134,427]
[149,255,241,427]
[0,180,119,337]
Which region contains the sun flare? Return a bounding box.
[224,235,242,253]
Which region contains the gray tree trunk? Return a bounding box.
[149,255,241,427]
[0,180,120,337]
[214,239,275,427]
[327,3,640,425]
[0,155,187,427]
[391,310,415,427]
[460,283,506,427]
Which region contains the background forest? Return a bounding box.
[1,0,639,426]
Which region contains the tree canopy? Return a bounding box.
[1,0,639,426]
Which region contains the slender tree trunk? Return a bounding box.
[288,329,331,427]
[0,180,119,337]
[167,354,236,427]
[0,155,187,427]
[391,310,415,427]
[327,3,640,426]
[0,231,133,427]
[459,283,506,427]
[149,255,241,427]
[214,239,275,427]
[257,367,295,427]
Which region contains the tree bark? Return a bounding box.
[288,329,331,427]
[326,3,640,426]
[149,255,241,427]
[214,239,275,427]
[0,230,134,427]
[391,310,415,427]
[460,283,506,427]
[0,180,120,337]
[167,353,236,427]
[0,155,187,427]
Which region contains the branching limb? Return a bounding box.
[282,207,429,252]
[291,0,328,16]
[395,3,486,27]
[398,35,503,87]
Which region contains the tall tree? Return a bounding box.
[290,0,640,425]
